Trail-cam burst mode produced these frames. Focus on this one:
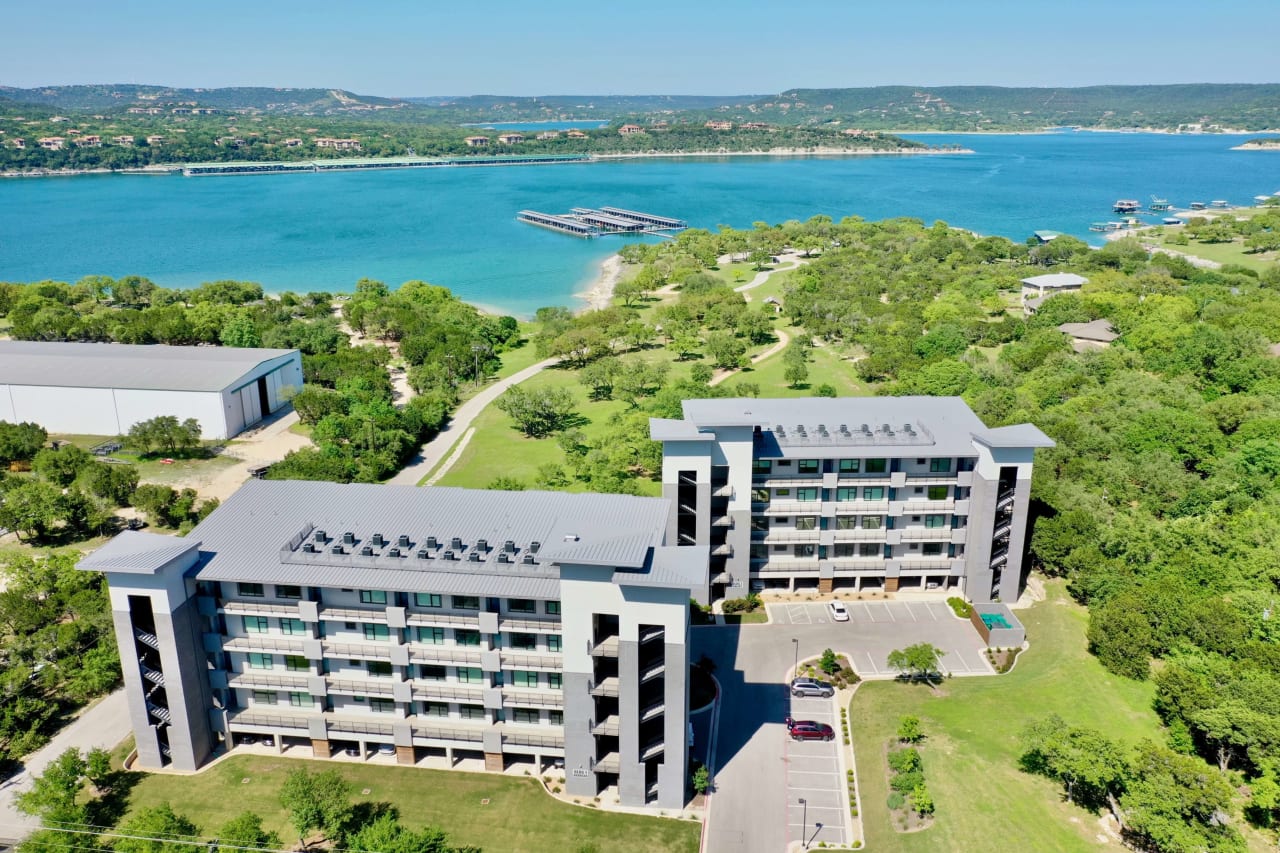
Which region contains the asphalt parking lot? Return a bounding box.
[784,693,847,848]
[769,600,993,677]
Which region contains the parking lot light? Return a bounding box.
[799,797,809,848]
[792,637,799,677]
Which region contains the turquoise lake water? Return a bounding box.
[2,132,1279,316]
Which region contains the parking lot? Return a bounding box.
[769,600,993,677]
[784,693,847,848]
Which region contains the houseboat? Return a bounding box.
[1210,200,1231,209]
[1189,201,1207,210]
[1149,197,1173,212]
[1162,217,1183,226]
[1113,199,1142,213]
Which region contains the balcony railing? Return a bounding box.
[221,600,299,617]
[406,644,483,666]
[322,641,392,661]
[404,612,481,629]
[501,651,563,670]
[591,677,620,697]
[502,689,564,709]
[830,528,887,541]
[498,617,562,634]
[595,752,620,774]
[410,722,484,742]
[501,728,564,749]
[899,527,952,540]
[228,671,309,690]
[752,530,820,543]
[593,715,619,736]
[327,678,395,697]
[409,682,484,703]
[224,636,305,655]
[591,637,619,657]
[229,709,312,730]
[319,606,389,623]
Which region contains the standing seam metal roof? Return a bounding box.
[0,342,299,392]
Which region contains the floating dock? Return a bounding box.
[517,206,687,238]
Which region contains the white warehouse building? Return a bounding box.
[0,342,303,440]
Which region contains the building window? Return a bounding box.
[414,593,442,608]
[455,630,481,647]
[247,653,273,669]
[508,599,536,614]
[417,627,444,644]
[922,543,944,556]
[512,708,540,724]
[370,698,395,713]
[511,633,537,651]
[838,459,860,473]
[798,460,819,474]
[835,516,856,529]
[281,618,307,636]
[242,615,269,634]
[865,459,887,474]
[367,661,393,677]
[512,671,539,688]
[859,543,880,557]
[423,702,448,717]
[452,596,480,610]
[927,485,949,500]
[925,515,946,529]
[237,582,265,598]
[277,585,302,599]
[359,590,387,605]
[750,544,767,560]
[773,544,787,553]
[285,655,308,672]
[545,601,561,616]
[363,624,390,642]
[930,458,952,473]
[796,488,819,502]
[795,516,818,531]
[549,710,564,726]
[457,667,483,684]
[548,673,563,689]
[289,692,310,707]
[751,488,769,504]
[546,635,562,653]
[834,544,855,558]
[419,664,446,680]
[863,486,885,501]
[752,459,772,475]
[861,515,882,530]
[459,704,486,720]
[797,544,816,558]
[344,622,357,630]
[252,690,274,705]
[835,487,858,502]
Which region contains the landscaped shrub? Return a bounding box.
[887,791,905,810]
[887,747,922,774]
[897,715,923,743]
[947,596,972,618]
[820,647,839,675]
[889,770,924,792]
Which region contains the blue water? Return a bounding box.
[2,132,1279,316]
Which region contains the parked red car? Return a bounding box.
[785,717,835,741]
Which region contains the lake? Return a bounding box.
[2,132,1278,316]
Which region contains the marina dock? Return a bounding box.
[518,206,687,238]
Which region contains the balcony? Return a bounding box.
[327,715,396,738]
[501,651,563,671]
[406,645,483,666]
[410,721,484,743]
[831,501,890,513]
[228,671,309,691]
[591,636,620,658]
[711,543,734,557]
[899,527,952,541]
[753,530,820,544]
[319,606,389,623]
[410,682,484,704]
[897,558,953,570]
[591,677,620,698]
[229,708,312,731]
[221,600,299,617]
[502,689,564,710]
[321,641,392,662]
[759,501,824,516]
[501,728,564,749]
[405,612,481,629]
[711,515,734,528]
[593,715,620,736]
[595,752,621,774]
[901,499,957,512]
[830,528,887,541]
[497,617,562,634]
[327,678,395,697]
[224,636,305,655]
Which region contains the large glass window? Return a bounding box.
[750,516,769,532]
[247,653,273,669]
[457,667,484,684]
[797,544,816,557]
[838,459,861,473]
[834,544,856,558]
[835,516,857,529]
[419,664,446,681]
[459,704,486,720]
[417,627,444,644]
[455,630,481,647]
[795,516,817,531]
[750,544,767,560]
[751,488,769,504]
[512,671,539,688]
[798,460,819,474]
[545,601,561,616]
[370,698,395,713]
[925,515,946,529]
[242,615,269,634]
[507,599,536,614]
[549,710,564,726]
[237,582,265,598]
[546,635,562,653]
[359,590,387,605]
[363,624,390,641]
[367,661,393,677]
[865,459,887,474]
[423,701,448,717]
[511,633,537,651]
[752,459,772,475]
[796,487,819,502]
[512,708,540,724]
[414,593,442,608]
[859,543,880,557]
[289,692,310,707]
[285,655,308,672]
[922,543,945,556]
[252,690,274,705]
[863,486,885,501]
[548,673,563,689]
[930,458,952,473]
[835,487,858,502]
[277,585,302,600]
[927,485,949,500]
[861,515,882,529]
[280,618,307,636]
[452,595,480,610]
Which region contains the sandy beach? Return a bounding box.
[577,254,623,313]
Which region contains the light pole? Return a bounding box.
[799,798,808,849]
[471,343,487,387]
[792,637,799,678]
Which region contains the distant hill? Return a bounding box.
[407,93,759,117]
[0,84,407,115]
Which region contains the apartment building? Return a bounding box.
[650,397,1053,604]
[80,480,702,809]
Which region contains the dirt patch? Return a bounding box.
[985,647,1023,674]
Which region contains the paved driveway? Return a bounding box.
[694,599,989,852]
[785,694,846,848]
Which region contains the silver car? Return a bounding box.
[789,677,834,698]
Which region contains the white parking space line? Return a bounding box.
[925,602,941,621]
[883,602,897,622]
[863,651,879,674]
[903,602,920,622]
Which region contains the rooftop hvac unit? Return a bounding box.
[331,545,345,555]
[360,545,374,557]
[442,550,456,561]
[522,553,536,564]
[416,549,430,560]
[503,540,516,553]
[342,532,355,545]
[425,536,439,549]
[370,533,385,547]
[476,538,488,552]
[530,541,542,553]
[387,547,401,558]
[397,534,410,547]
[314,529,327,542]
[450,537,464,550]
[468,552,481,562]
[497,553,510,564]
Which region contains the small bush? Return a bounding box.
[897,715,923,744]
[887,791,905,810]
[946,596,972,618]
[889,770,924,792]
[887,747,922,773]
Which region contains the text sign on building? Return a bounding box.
[572,768,590,777]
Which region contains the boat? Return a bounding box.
[1162,217,1183,226]
[1189,201,1207,210]
[1089,222,1109,232]
[1210,200,1230,209]
[1113,199,1141,213]
[1149,197,1172,212]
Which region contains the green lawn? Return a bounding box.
[850,579,1164,852]
[117,754,699,853]
[1146,232,1278,272]
[735,340,871,397]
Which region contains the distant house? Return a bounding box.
[127,107,164,115]
[315,137,361,150]
[535,131,560,141]
[76,135,102,147]
[38,137,65,150]
[618,124,644,135]
[283,138,303,147]
[1057,319,1118,352]
[146,135,166,145]
[741,122,769,130]
[1021,272,1089,313]
[216,136,244,148]
[1032,230,1062,244]
[705,120,733,131]
[841,128,865,137]
[566,129,589,139]
[113,135,135,146]
[12,138,24,149]
[497,132,525,144]
[464,135,490,147]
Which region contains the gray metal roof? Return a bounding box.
[1020,272,1088,289]
[649,417,715,442]
[0,342,299,392]
[971,424,1055,449]
[77,530,200,574]
[1057,319,1119,342]
[178,480,674,594]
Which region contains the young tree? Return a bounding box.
[16,748,87,824]
[279,768,352,846]
[0,480,63,541]
[114,803,200,853]
[0,421,48,465]
[346,812,450,853]
[819,648,839,675]
[216,812,282,853]
[496,386,578,438]
[32,445,92,486]
[219,309,262,348]
[886,643,945,681]
[782,341,810,388]
[898,715,923,744]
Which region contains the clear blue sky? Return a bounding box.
[3,0,1277,95]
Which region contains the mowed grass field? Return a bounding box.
[119,754,700,853]
[850,580,1165,852]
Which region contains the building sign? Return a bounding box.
[572,768,590,777]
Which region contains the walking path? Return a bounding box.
[710,329,791,387]
[733,251,811,293]
[387,358,559,486]
[0,690,131,842]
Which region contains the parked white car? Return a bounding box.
[827,600,850,622]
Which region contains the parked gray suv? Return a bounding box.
[790,677,835,698]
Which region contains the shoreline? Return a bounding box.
[575,254,624,314]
